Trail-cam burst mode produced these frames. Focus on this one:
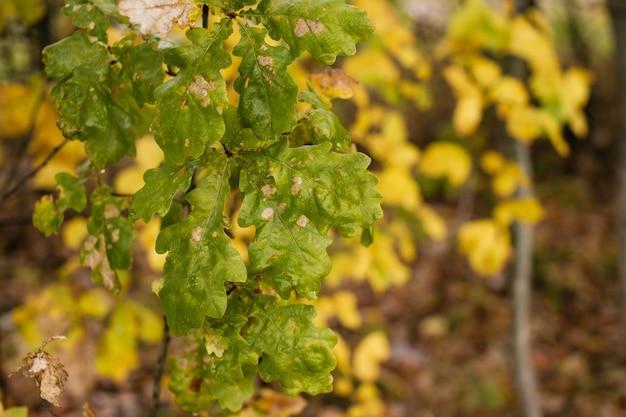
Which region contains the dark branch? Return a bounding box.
[148,317,170,417]
[0,139,69,205]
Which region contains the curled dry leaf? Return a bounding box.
[118,0,197,38]
[10,336,69,407]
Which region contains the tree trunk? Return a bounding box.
[607,0,626,342]
[510,2,542,417]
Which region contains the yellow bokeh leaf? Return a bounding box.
[333,334,352,376]
[0,77,44,140]
[480,150,504,174]
[136,218,166,272]
[376,166,422,210]
[96,304,138,381]
[419,142,472,187]
[343,50,399,85]
[508,16,560,85]
[490,76,529,111]
[417,205,447,241]
[458,219,511,275]
[352,331,390,382]
[126,300,164,343]
[505,105,543,142]
[61,216,88,250]
[540,110,570,156]
[443,65,479,97]
[310,67,358,104]
[469,56,501,88]
[333,291,362,330]
[78,288,113,319]
[494,197,544,225]
[491,161,529,198]
[454,93,483,136]
[114,136,164,195]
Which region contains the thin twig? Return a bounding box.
[0,138,69,205]
[0,86,46,195]
[148,317,170,417]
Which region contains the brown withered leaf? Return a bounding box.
[10,336,69,406]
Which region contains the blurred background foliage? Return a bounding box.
[0,0,623,416]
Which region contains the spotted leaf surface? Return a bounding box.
[155,153,246,335]
[251,0,374,65]
[153,22,232,165]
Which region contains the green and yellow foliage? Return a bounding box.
[0,0,592,415]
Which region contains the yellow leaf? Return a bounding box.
[494,197,544,225]
[96,303,138,381]
[126,300,164,343]
[560,68,592,137]
[333,334,352,376]
[508,16,560,85]
[254,388,307,417]
[309,67,358,105]
[62,216,88,250]
[443,65,478,97]
[446,0,510,51]
[505,105,542,142]
[136,218,167,271]
[419,142,472,187]
[343,50,399,85]
[491,161,529,197]
[0,77,44,139]
[458,219,511,275]
[490,76,529,111]
[376,166,422,210]
[333,291,362,330]
[78,288,113,319]
[454,93,483,136]
[480,150,504,174]
[416,205,447,241]
[540,110,569,156]
[114,136,164,195]
[352,332,390,382]
[469,56,501,88]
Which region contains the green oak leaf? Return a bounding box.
[81,185,136,293]
[115,35,164,107]
[63,0,112,41]
[33,173,86,236]
[32,195,63,237]
[55,172,87,212]
[239,138,382,237]
[170,316,257,412]
[130,159,201,223]
[239,168,332,298]
[220,105,264,152]
[43,31,111,137]
[153,22,232,165]
[292,90,351,151]
[155,154,246,335]
[251,0,374,65]
[84,92,139,168]
[235,290,336,396]
[233,25,298,143]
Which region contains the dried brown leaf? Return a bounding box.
[118,0,197,38]
[10,336,69,407]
